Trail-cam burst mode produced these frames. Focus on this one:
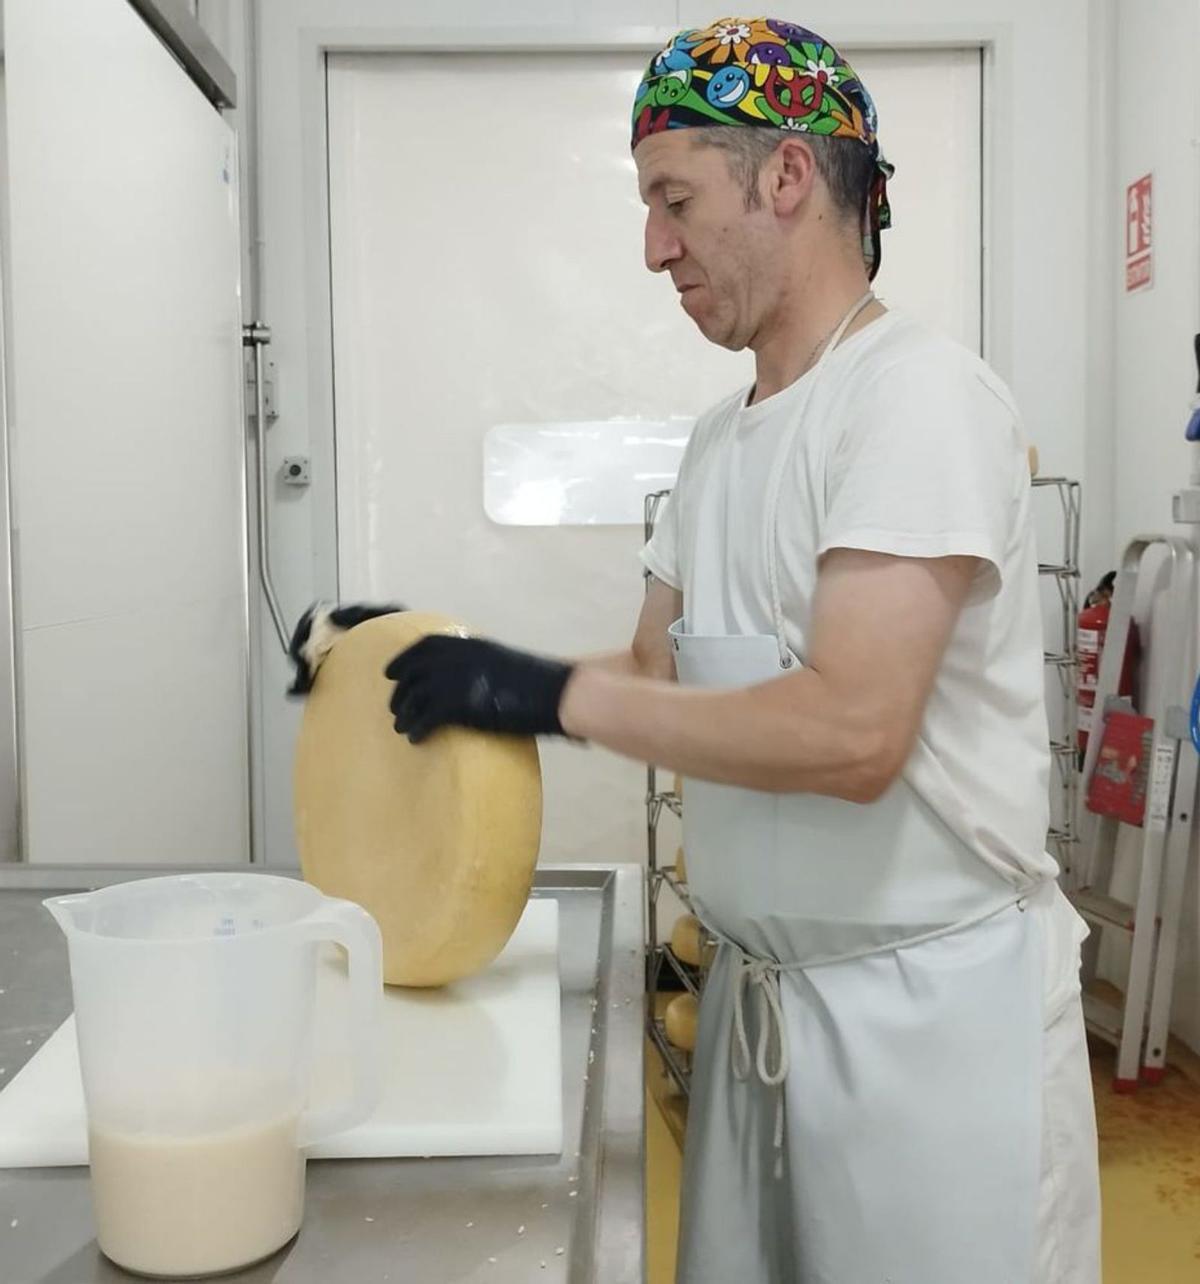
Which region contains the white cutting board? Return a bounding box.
[0,899,561,1167]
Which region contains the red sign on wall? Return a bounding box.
[1125,173,1153,293]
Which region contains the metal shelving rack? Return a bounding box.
[1034,477,1082,886]
[643,489,700,1097]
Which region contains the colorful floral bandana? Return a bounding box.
[631,18,894,276]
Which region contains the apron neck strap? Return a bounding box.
[765,291,876,669]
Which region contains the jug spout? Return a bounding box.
[44,892,94,937]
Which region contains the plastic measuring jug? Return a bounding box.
[45,872,382,1278]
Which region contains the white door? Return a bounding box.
[325,48,981,868]
[3,0,249,864]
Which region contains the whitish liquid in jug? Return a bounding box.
[89,1113,305,1277]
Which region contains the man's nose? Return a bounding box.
[644,208,683,274]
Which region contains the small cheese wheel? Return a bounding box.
[664,994,699,1052]
[1027,444,1040,477]
[294,612,542,987]
[672,773,683,801]
[670,914,714,969]
[673,844,687,883]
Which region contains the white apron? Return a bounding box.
[671,295,1089,1284]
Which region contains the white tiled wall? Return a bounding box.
[0,65,19,862]
[4,0,249,864]
[22,598,249,864]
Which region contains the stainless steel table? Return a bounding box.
[0,864,645,1284]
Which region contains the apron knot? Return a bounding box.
[731,956,790,1086]
[731,954,791,1166]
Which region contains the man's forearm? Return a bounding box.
[572,650,642,679]
[573,646,675,683]
[559,666,893,801]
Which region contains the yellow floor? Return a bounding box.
[1093,1045,1200,1281]
[645,1059,684,1284]
[645,1040,1200,1283]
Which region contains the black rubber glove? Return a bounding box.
[385,635,574,743]
[288,601,406,695]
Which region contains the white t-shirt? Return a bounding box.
[642,310,1056,884]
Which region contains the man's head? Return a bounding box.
[631,18,892,351]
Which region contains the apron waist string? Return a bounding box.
[708,882,1045,1166]
[731,955,789,1159]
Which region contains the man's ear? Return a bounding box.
[771,137,818,217]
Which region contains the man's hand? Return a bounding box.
[385,636,575,743]
[288,601,406,695]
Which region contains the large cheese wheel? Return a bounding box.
[293,612,542,987]
[664,994,699,1053]
[670,914,714,969]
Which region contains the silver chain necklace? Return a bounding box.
[803,293,875,372]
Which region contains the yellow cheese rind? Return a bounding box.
[293,612,542,987]
[664,993,699,1052]
[670,914,713,969]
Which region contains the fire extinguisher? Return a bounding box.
[1077,572,1140,752]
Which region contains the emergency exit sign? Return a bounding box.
[1125,173,1153,293]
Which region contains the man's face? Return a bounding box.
[634,131,776,352]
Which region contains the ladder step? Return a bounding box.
[1070,888,1137,933]
[1081,992,1123,1044]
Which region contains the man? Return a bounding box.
[311,18,1102,1283]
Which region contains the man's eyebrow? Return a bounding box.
[640,175,690,203]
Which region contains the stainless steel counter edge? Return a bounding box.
[0,861,648,1284]
[570,864,646,1284]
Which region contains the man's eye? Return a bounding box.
[667,198,690,212]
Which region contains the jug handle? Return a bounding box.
[294,898,383,1147]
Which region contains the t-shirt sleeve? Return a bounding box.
[640,490,682,589]
[818,354,1024,599]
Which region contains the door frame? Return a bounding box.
[250,16,1006,866]
[293,21,1000,610]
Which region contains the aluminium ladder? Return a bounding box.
[1072,535,1198,1090]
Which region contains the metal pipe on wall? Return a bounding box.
[244,322,290,655]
